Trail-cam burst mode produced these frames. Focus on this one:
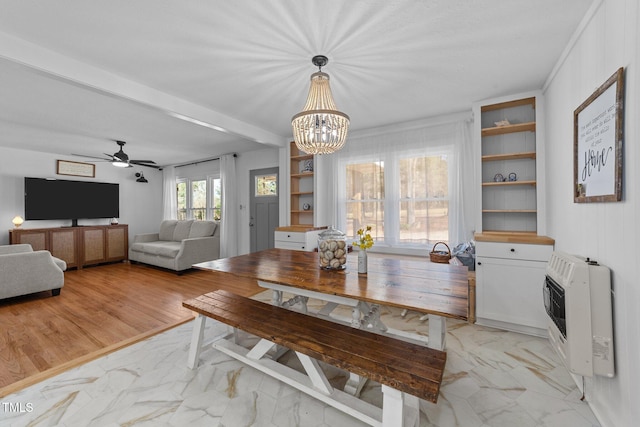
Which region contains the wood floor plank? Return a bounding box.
[0,261,263,397]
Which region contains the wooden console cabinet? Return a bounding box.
[9,224,128,269]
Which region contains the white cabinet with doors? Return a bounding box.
[475,239,553,337]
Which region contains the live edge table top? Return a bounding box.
[194,248,469,321]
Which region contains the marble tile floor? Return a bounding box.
[1,309,601,427]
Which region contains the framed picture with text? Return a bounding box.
[574,67,624,203]
[57,160,96,178]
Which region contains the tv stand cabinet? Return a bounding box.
[9,224,128,269]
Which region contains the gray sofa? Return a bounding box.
[129,220,220,272]
[0,244,66,300]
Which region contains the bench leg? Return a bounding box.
[247,338,276,360]
[317,301,338,317]
[382,385,404,427]
[296,352,333,395]
[187,314,207,369]
[427,315,446,350]
[344,372,368,397]
[272,289,282,306]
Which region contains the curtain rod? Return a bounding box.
[174,153,237,169]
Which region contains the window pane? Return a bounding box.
[345,201,384,241]
[346,162,384,241]
[177,181,187,220]
[211,178,222,221]
[255,174,277,196]
[399,200,449,244]
[400,155,448,199]
[346,162,384,200]
[425,200,449,243]
[191,180,206,220]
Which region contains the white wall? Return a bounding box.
[543,0,639,425]
[0,146,163,246]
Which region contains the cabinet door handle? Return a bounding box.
[510,248,515,252]
[477,262,482,266]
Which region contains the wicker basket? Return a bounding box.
[429,242,451,264]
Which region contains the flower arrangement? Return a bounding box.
[353,225,374,251]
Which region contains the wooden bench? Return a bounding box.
[183,289,447,427]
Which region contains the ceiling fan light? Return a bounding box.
[291,57,349,155]
[112,160,130,168]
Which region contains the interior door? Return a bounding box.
[250,167,279,253]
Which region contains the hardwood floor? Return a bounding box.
[0,261,262,397]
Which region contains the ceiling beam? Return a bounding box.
[0,30,285,148]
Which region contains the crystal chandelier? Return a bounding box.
[291,55,350,155]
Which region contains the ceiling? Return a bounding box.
[0,0,594,168]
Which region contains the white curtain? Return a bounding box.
[220,154,238,258]
[328,114,475,250]
[162,166,177,220]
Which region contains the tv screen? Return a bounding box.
[24,177,119,222]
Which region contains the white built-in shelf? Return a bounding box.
[482,152,536,162]
[482,122,536,137]
[482,180,536,187]
[482,209,537,213]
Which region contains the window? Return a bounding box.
[342,152,450,248]
[255,173,278,197]
[176,176,222,221]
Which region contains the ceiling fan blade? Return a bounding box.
[72,153,112,161]
[130,160,156,164]
[130,161,161,169]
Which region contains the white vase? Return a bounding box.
[358,250,368,274]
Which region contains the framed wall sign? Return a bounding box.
[57,160,96,178]
[574,67,624,203]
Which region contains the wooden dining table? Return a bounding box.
[194,248,469,351]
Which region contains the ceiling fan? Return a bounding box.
[73,140,160,169]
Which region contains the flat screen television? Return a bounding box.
[24,177,119,227]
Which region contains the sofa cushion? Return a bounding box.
[0,244,33,255]
[131,241,182,258]
[158,220,178,241]
[173,220,193,241]
[189,221,217,238]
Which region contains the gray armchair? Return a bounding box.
[0,244,66,300]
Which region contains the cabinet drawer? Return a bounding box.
[274,231,306,243]
[476,241,552,262]
[274,241,312,251]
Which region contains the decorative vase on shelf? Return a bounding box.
[358,250,368,274]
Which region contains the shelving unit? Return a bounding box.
[275,142,326,252]
[289,141,315,227]
[472,92,554,337]
[476,96,540,234]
